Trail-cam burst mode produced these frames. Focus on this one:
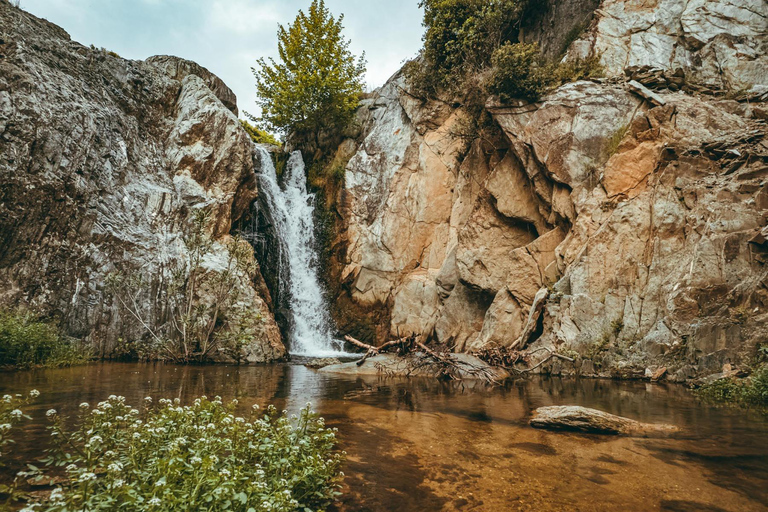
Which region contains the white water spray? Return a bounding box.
[254,147,345,357]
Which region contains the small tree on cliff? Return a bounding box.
[253,0,366,149]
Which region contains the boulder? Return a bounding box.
[530,406,679,436]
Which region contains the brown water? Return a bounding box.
[1,362,767,512]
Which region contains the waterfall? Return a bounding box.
[253,146,344,357]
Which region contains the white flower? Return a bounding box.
[65,464,78,472]
[86,435,103,447]
[78,472,97,482]
[10,409,22,419]
[113,479,124,487]
[210,455,219,464]
[29,389,40,398]
[144,396,152,402]
[3,395,11,403]
[132,433,141,440]
[79,402,89,410]
[49,488,64,502]
[173,398,180,405]
[107,462,122,473]
[190,456,202,464]
[108,395,117,400]
[231,398,238,405]
[148,497,161,506]
[219,468,231,477]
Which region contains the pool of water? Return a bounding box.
[1,362,767,511]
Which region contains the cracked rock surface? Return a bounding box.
[0,3,285,361]
[332,0,768,380]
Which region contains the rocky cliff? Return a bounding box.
[332,0,768,380]
[0,2,285,361]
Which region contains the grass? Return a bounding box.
[603,123,629,160]
[696,366,768,411]
[0,310,90,370]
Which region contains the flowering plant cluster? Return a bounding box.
[0,390,36,461]
[0,389,37,507]
[27,396,343,512]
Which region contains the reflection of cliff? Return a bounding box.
[331,0,768,379]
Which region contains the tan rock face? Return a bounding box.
[0,4,285,361]
[331,0,767,379]
[336,83,767,380]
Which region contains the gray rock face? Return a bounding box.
[332,0,768,379]
[570,0,768,93]
[0,3,285,361]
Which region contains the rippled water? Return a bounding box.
[1,363,767,511]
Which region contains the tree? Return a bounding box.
[252,0,366,147]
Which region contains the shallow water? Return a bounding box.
[1,363,767,511]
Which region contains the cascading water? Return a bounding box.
[253,146,345,357]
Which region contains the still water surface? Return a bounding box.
[1,362,767,512]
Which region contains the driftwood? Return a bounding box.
[344,335,415,366]
[344,334,502,383]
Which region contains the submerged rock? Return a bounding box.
[305,357,342,369]
[530,406,679,436]
[319,353,509,381]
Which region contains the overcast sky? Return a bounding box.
[21,0,425,119]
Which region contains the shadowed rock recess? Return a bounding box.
[330,0,768,380]
[0,3,285,361]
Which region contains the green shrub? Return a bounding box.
[413,0,529,95]
[0,311,89,369]
[406,0,603,104]
[32,396,343,512]
[488,42,555,102]
[696,366,768,410]
[240,120,281,146]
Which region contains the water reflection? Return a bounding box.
[1,363,767,512]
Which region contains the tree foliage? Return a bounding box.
[406,0,602,103]
[239,120,280,146]
[252,0,366,144]
[406,0,528,97]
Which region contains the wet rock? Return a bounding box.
[530,406,679,436]
[305,357,342,369]
[319,353,509,381]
